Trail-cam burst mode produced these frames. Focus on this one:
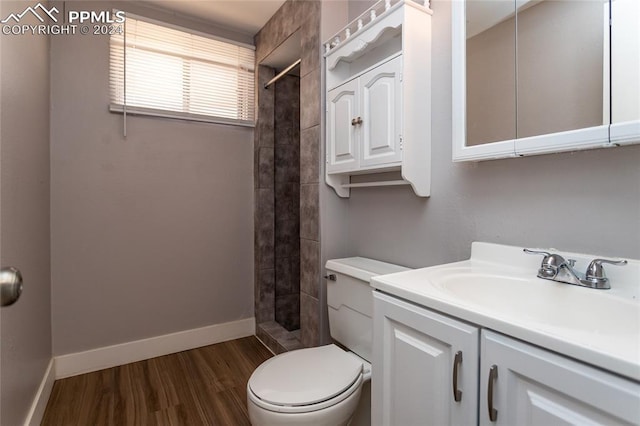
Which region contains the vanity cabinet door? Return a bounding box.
[327,80,360,173]
[480,330,640,426]
[372,291,479,426]
[359,56,403,168]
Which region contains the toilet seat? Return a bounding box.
[248,344,363,414]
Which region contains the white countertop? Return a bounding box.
[370,242,640,381]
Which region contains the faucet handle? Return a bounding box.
[523,248,551,257]
[585,258,627,282]
[524,249,567,278]
[524,249,570,266]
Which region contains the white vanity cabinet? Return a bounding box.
[481,330,640,426]
[324,0,432,198]
[372,291,479,426]
[327,56,403,173]
[373,292,640,426]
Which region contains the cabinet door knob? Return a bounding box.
[452,350,463,402]
[487,364,498,422]
[351,118,358,126]
[356,116,363,125]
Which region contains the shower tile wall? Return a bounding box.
[254,0,322,351]
[255,66,276,326]
[274,75,300,331]
[297,8,321,349]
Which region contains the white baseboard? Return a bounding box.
[54,317,255,379]
[24,359,55,426]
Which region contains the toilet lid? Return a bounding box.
[248,344,363,407]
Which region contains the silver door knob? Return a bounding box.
[1,267,23,307]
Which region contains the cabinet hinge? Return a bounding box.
[400,72,403,82]
[399,135,403,150]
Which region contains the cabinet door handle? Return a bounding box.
[452,350,462,402]
[351,118,358,126]
[356,116,363,125]
[487,364,498,422]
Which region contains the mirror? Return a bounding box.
[516,0,606,139]
[609,0,640,144]
[465,0,516,147]
[452,0,640,161]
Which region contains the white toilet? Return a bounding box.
[247,257,408,426]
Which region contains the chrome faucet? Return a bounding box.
[524,249,627,290]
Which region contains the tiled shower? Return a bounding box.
[273,75,301,332]
[254,0,322,353]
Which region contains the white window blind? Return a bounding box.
[110,14,255,126]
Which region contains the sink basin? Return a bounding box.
[371,242,640,381]
[429,268,640,337]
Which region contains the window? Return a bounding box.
[110,14,255,126]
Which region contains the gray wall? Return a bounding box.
[319,0,351,345]
[0,1,52,424]
[319,0,640,282]
[50,1,254,356]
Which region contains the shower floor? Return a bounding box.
[256,321,303,354]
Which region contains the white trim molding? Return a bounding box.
[24,359,55,426]
[54,317,255,379]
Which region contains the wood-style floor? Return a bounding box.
[41,336,273,425]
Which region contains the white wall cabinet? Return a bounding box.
[372,292,479,426]
[360,57,403,168]
[373,291,640,426]
[327,79,360,173]
[327,57,402,174]
[324,0,432,197]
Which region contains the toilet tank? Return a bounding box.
[325,257,409,362]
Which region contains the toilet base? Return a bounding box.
[348,380,371,426]
[247,384,362,426]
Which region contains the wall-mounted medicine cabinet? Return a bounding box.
[452,0,640,161]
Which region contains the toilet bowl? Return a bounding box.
[247,344,370,426]
[247,257,409,426]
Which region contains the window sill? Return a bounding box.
[109,104,255,128]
